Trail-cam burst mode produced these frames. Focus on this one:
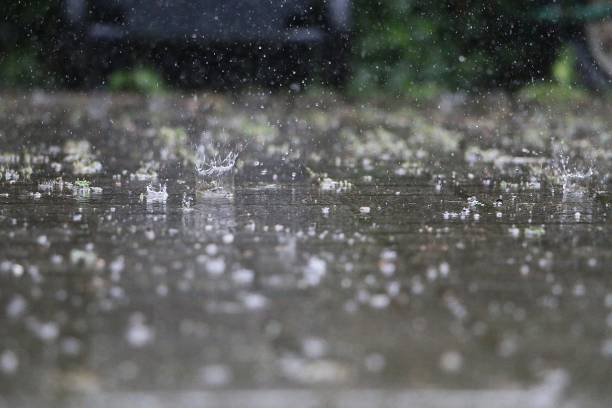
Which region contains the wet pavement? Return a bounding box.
[0,91,610,407]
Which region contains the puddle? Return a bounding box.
[0,92,610,406]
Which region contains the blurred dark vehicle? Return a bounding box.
[48,0,352,88]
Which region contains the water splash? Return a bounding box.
[4,169,19,184]
[146,182,168,202]
[195,145,238,178]
[181,193,193,211]
[549,143,594,197]
[194,145,237,197]
[556,151,593,191]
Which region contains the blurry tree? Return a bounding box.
[0,0,57,86]
[1,0,571,91]
[352,0,562,93]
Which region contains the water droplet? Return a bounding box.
[0,350,18,374]
[439,351,463,373]
[126,313,154,348]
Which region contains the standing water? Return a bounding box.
[0,92,609,407]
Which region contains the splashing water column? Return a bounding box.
[195,147,238,198]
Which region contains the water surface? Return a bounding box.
[0,92,610,407]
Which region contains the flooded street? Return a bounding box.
[0,91,610,407]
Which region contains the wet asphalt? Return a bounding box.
[0,91,610,407]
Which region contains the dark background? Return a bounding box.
[0,1,590,93]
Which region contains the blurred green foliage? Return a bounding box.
[552,46,577,86]
[516,46,588,104]
[517,82,589,104]
[108,67,165,93]
[351,0,563,93]
[0,0,573,92]
[0,0,56,87]
[0,50,44,87]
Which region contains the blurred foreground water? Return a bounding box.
[0,91,610,407]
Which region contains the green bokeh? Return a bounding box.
[108,67,165,93]
[351,0,563,93]
[0,0,580,92]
